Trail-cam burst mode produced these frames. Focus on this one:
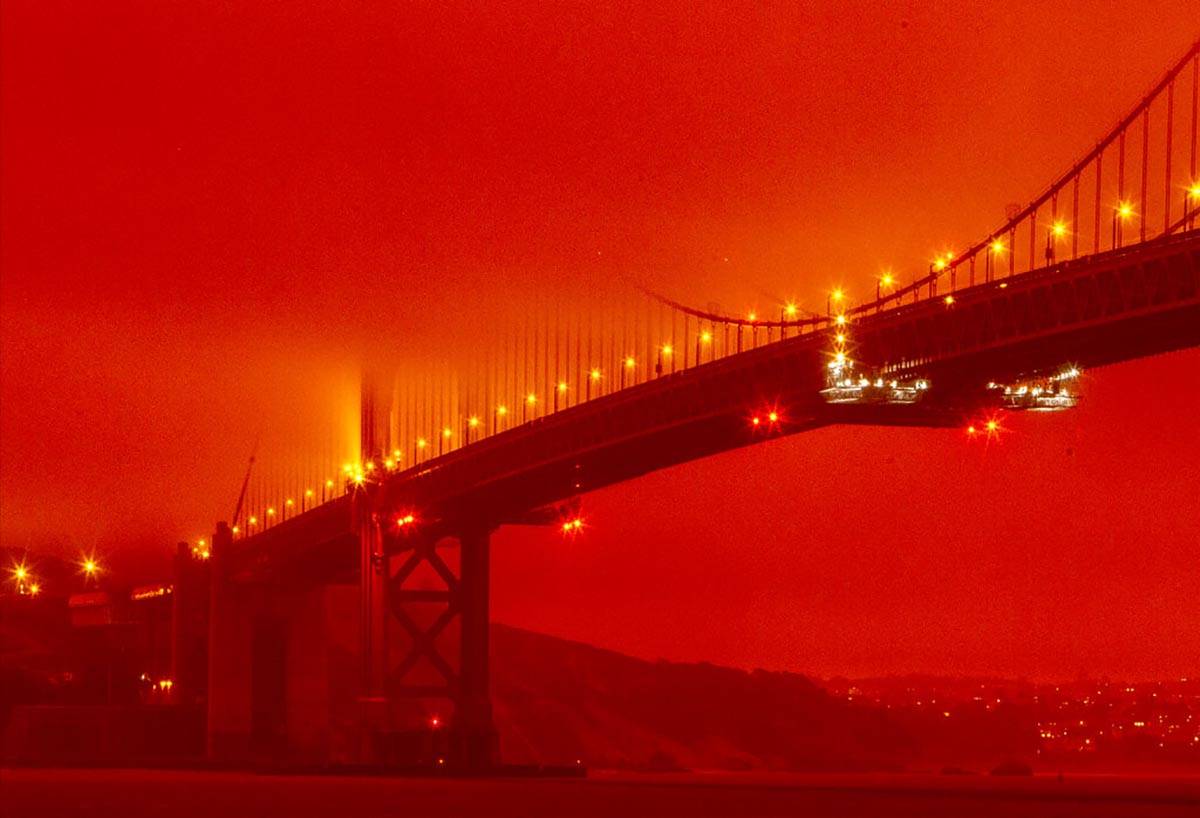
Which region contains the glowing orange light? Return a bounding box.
[835,314,846,326]
[305,489,314,498]
[834,352,847,365]
[990,239,1005,253]
[589,368,601,381]
[624,356,636,368]
[267,507,276,516]
[967,425,977,435]
[286,498,295,507]
[469,416,480,428]
[986,419,999,433]
[526,393,538,405]
[933,259,947,271]
[14,565,28,581]
[442,427,452,438]
[325,479,334,488]
[231,525,240,534]
[365,461,375,471]
[880,273,895,287]
[393,448,402,459]
[767,411,778,423]
[1188,183,1200,198]
[342,463,353,474]
[944,295,955,305]
[831,288,845,302]
[249,515,258,525]
[557,381,568,393]
[1116,202,1134,219]
[660,344,673,356]
[1051,221,1067,238]
[353,473,365,485]
[417,437,427,448]
[751,416,761,426]
[783,304,797,318]
[700,331,712,343]
[395,513,416,528]
[83,558,99,576]
[747,310,757,322]
[430,716,441,729]
[28,582,40,596]
[835,333,846,344]
[497,405,508,416]
[561,517,584,534]
[384,459,395,469]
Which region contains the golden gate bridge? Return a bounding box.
[71,39,1200,771]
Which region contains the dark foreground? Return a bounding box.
[2,769,1198,817]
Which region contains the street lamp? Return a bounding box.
[877,273,894,302]
[1112,202,1133,247]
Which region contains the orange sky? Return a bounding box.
[2,1,1198,679]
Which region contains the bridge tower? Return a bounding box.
[358,369,497,770]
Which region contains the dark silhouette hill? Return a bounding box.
[491,624,924,771]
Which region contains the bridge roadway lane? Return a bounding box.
[3,768,1199,817]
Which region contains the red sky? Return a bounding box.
[2,1,1198,680]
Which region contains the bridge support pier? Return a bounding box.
[451,526,496,771]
